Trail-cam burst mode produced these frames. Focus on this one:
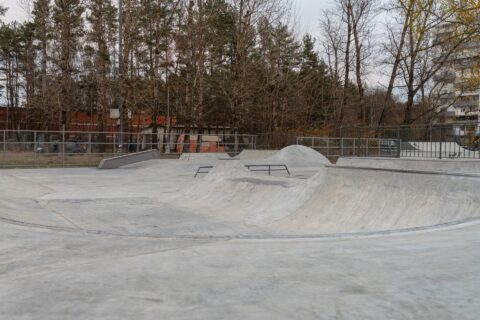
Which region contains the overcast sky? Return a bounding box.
[1,0,330,35]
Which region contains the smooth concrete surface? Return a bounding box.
[1,149,480,319]
[98,150,161,169]
[337,157,480,174]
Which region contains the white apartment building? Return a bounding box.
[433,24,480,125]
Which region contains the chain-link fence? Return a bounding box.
[0,130,257,168]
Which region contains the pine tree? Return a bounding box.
[52,0,84,129]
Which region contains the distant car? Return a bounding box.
[35,139,86,154]
[65,139,87,154]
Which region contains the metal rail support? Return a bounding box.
[244,164,290,176]
[194,164,291,178]
[194,166,214,178]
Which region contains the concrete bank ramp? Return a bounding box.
[233,150,278,160]
[273,167,480,234]
[337,157,480,175]
[179,152,230,162]
[98,150,160,169]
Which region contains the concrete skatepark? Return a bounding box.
[1,145,480,319]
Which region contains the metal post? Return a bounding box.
[62,126,65,166]
[234,132,238,154]
[366,138,369,157]
[341,138,344,157]
[166,87,171,154]
[137,133,140,152]
[88,132,92,153]
[439,128,443,160]
[353,138,356,157]
[326,138,330,157]
[118,0,124,153]
[113,134,116,154]
[3,130,6,152]
[397,138,401,158]
[34,131,37,166]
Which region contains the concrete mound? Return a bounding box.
[178,161,327,226]
[266,145,330,167]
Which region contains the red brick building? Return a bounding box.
[0,106,172,132]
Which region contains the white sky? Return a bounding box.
[2,0,330,33]
[2,0,389,87]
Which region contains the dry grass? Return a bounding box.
[0,152,110,168]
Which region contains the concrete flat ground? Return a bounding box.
[1,149,480,319]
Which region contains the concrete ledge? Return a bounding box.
[98,150,161,169]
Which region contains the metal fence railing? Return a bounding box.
[0,130,257,168]
[296,137,401,158]
[340,123,480,159]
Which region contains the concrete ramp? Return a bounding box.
[274,167,480,234]
[233,150,278,160]
[98,150,161,169]
[177,161,480,235]
[179,152,230,162]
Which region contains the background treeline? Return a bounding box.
[0,0,478,134]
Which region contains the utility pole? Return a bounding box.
[166,32,171,154]
[118,0,124,153]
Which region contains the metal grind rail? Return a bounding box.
[194,164,290,178]
[244,164,290,176]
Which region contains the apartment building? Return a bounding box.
[433,24,480,126]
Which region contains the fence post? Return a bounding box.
[397,139,401,158]
[34,131,37,166]
[234,132,238,154]
[137,133,141,152]
[62,126,65,166]
[113,134,116,154]
[341,138,344,157]
[366,138,369,157]
[3,130,6,152]
[439,128,443,160]
[326,138,330,157]
[88,132,92,153]
[353,138,356,157]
